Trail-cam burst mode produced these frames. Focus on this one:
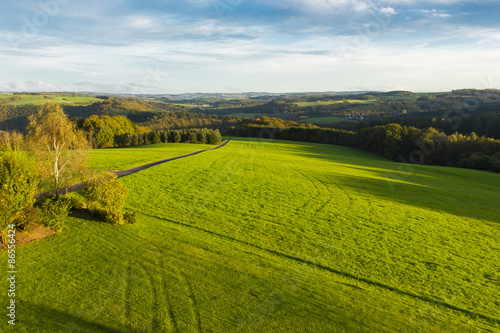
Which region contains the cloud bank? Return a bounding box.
[0,0,498,93]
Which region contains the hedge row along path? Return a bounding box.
[36,138,232,198]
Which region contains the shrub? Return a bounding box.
[0,152,39,242]
[124,211,137,224]
[38,196,71,230]
[82,172,130,225]
[101,180,128,214]
[104,211,124,225]
[15,207,40,231]
[66,195,86,210]
[82,172,119,209]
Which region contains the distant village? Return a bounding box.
[342,114,365,122]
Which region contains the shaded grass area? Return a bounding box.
[232,113,260,118]
[1,138,499,332]
[300,116,343,124]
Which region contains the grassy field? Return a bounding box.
[231,113,260,118]
[88,143,217,170]
[296,99,377,107]
[300,116,343,124]
[0,93,102,106]
[1,138,499,332]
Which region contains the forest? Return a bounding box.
[1,90,499,173]
[227,117,500,173]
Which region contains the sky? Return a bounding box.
[1,0,499,94]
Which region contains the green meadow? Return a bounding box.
[1,138,499,332]
[301,116,343,124]
[88,143,217,170]
[231,113,260,118]
[296,99,377,107]
[0,94,102,106]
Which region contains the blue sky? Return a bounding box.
[1,0,499,94]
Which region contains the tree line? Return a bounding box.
[71,114,222,148]
[107,128,222,148]
[339,109,500,140]
[228,118,500,173]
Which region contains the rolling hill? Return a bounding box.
[1,138,499,332]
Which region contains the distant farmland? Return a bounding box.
[0,93,102,106]
[300,116,343,124]
[295,99,377,107]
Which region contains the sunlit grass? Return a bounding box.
[88,142,217,170]
[1,138,499,332]
[296,99,377,107]
[0,94,102,106]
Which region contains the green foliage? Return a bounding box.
[207,129,222,144]
[76,115,146,148]
[101,179,128,219]
[82,172,129,224]
[15,207,40,231]
[38,196,71,231]
[27,103,89,196]
[170,130,181,143]
[123,211,136,224]
[0,152,39,238]
[230,119,500,172]
[73,114,221,148]
[81,172,114,209]
[383,123,404,159]
[103,211,124,225]
[0,131,24,152]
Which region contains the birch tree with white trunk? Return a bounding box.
[27,103,89,198]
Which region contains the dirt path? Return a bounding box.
[36,138,232,198]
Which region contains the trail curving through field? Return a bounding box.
[35,138,232,198]
[110,137,232,179]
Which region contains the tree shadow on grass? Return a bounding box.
[18,302,135,333]
[289,145,500,224]
[141,212,500,327]
[330,171,500,224]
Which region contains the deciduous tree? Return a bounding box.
[27,103,89,198]
[0,153,39,242]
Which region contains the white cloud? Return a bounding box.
[380,7,397,14]
[417,9,451,18]
[457,27,500,43]
[0,81,67,92]
[0,0,498,93]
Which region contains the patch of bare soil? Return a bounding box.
[0,225,56,250]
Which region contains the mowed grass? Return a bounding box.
[0,93,102,106]
[1,138,500,332]
[301,116,343,124]
[88,143,217,170]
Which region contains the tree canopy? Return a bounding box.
[27,103,89,196]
